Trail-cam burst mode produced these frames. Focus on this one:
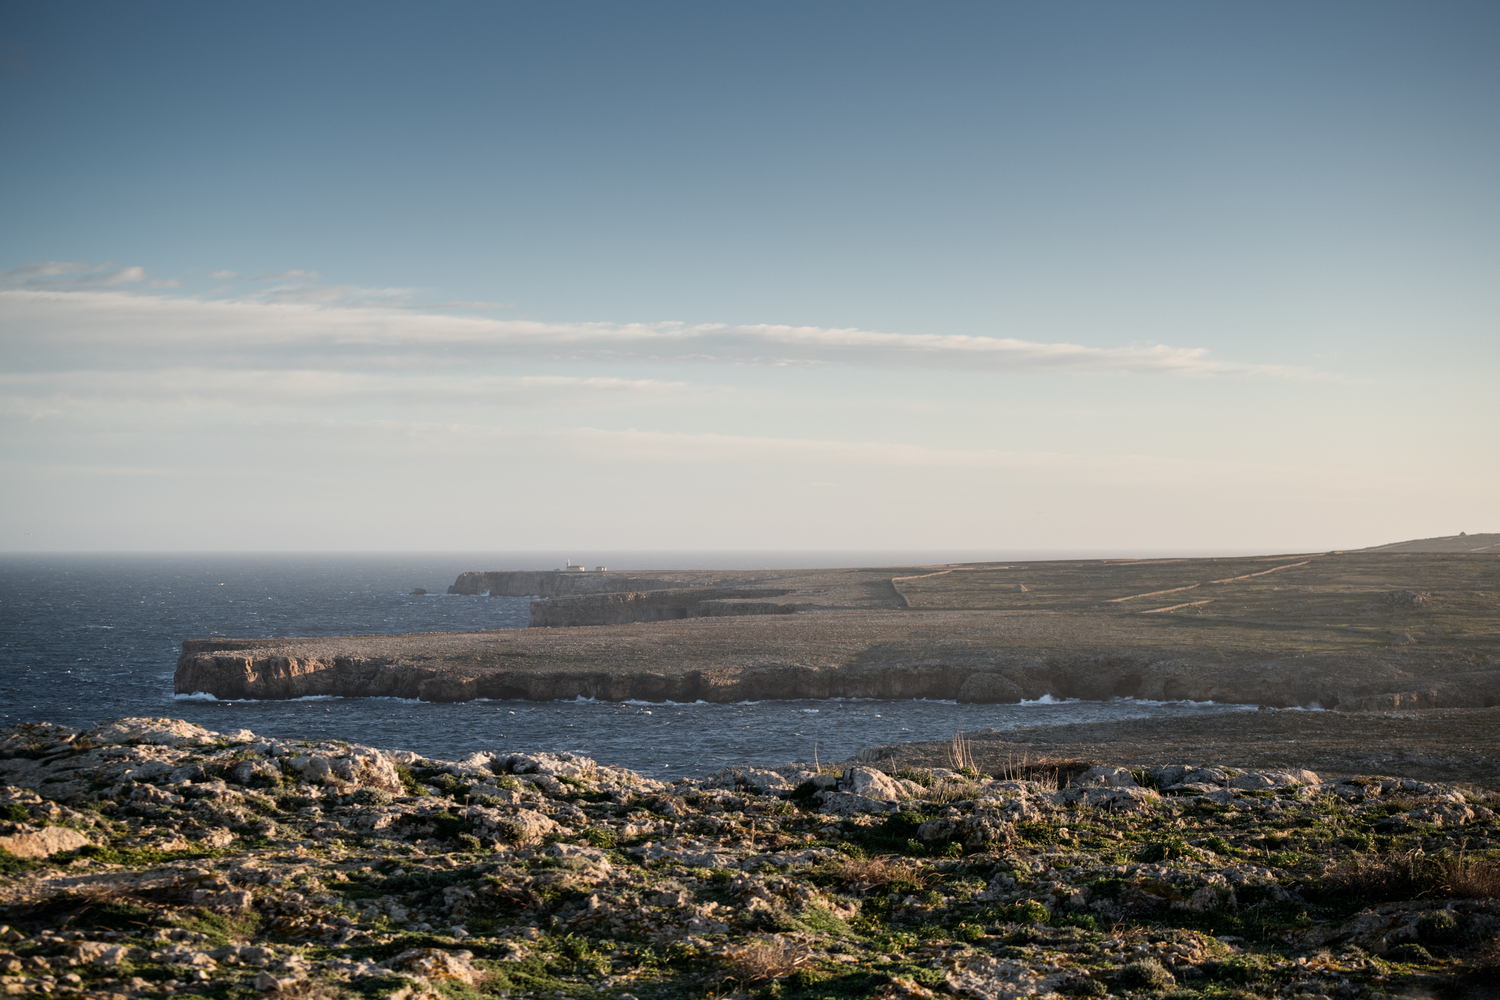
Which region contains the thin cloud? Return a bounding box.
[0,370,708,417]
[0,261,153,290]
[210,270,239,280]
[0,284,1310,378]
[251,269,321,281]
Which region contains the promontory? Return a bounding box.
[175,535,1500,709]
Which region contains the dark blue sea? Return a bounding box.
[0,553,1258,778]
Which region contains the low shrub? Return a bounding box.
[1138,836,1194,863]
[1324,850,1500,903]
[1385,942,1434,963]
[1417,909,1461,944]
[1116,958,1173,990]
[392,763,425,797]
[722,938,809,984]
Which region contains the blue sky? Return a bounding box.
[2,2,1496,553]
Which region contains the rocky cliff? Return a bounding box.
[181,549,1499,708]
[175,610,1500,709]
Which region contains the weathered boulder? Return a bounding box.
[0,823,94,857]
[468,806,556,845]
[282,747,406,793]
[701,767,796,794]
[839,766,904,802]
[73,943,138,967]
[1075,765,1138,788]
[816,791,899,816]
[495,751,595,782]
[85,718,253,747]
[943,954,1074,1000]
[918,811,1016,849]
[1058,785,1160,813]
[382,948,479,985]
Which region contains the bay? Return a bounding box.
[0,553,1256,778]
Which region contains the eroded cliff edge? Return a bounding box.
[177,549,1500,708]
[175,612,1500,709]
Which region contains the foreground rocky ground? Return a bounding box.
[3,719,1499,1000]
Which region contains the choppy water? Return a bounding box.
[0,553,1256,778]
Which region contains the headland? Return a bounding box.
[176,536,1500,709]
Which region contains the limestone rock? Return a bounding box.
[1075,765,1137,788]
[816,791,899,816]
[72,943,137,967]
[382,948,479,985]
[190,888,253,911]
[1058,785,1160,813]
[282,747,406,793]
[839,766,904,802]
[957,812,1017,848]
[213,945,274,966]
[85,718,223,747]
[252,971,298,991]
[0,823,93,857]
[917,817,956,842]
[474,806,556,845]
[943,953,1072,999]
[198,827,237,849]
[495,751,596,782]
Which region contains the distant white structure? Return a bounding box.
[595,566,608,572]
[560,560,604,572]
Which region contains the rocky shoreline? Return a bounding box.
[3,717,1499,1000]
[172,615,1499,710]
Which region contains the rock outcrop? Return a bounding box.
[3,716,1498,1000]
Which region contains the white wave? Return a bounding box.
[173,691,221,701]
[1104,695,1257,709]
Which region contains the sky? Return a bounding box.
[1,1,1497,555]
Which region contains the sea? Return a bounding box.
[0,553,1259,779]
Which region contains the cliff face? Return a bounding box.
[175,639,441,700]
[174,621,1500,710]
